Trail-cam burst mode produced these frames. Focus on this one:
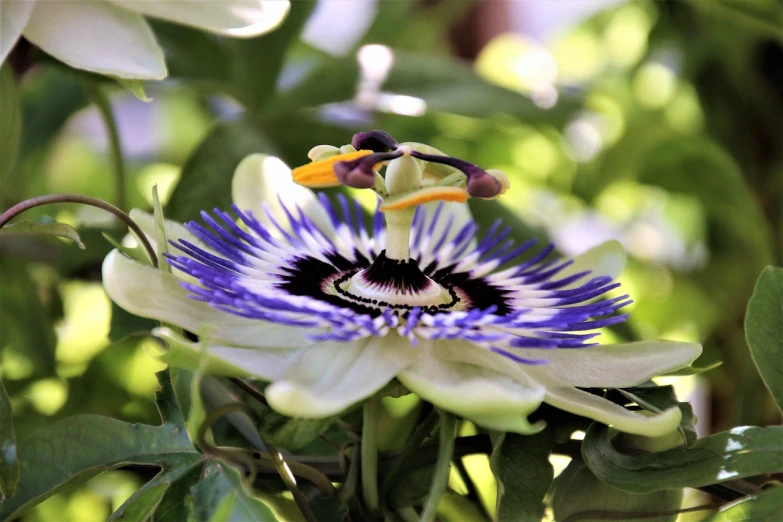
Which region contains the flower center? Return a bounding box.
[334,250,458,311]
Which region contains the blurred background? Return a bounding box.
[1,0,782,519]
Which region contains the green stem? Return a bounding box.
[0,193,156,267]
[266,441,319,522]
[396,506,420,522]
[380,408,439,498]
[86,82,126,210]
[420,412,457,522]
[361,397,381,513]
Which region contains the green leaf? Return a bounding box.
[387,465,435,510]
[582,423,783,494]
[663,361,723,377]
[0,258,57,376]
[259,56,360,117]
[258,409,337,451]
[745,266,783,413]
[0,64,21,185]
[191,460,278,522]
[0,371,195,519]
[692,0,783,43]
[0,217,85,248]
[154,369,188,431]
[152,459,205,522]
[552,460,683,522]
[114,77,152,102]
[615,384,698,446]
[704,485,783,521]
[149,20,230,92]
[166,121,273,222]
[637,138,774,306]
[108,454,203,522]
[383,50,579,123]
[102,232,151,266]
[0,377,19,501]
[152,185,172,273]
[19,66,88,160]
[227,1,315,112]
[109,302,157,343]
[489,430,553,522]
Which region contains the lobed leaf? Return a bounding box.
[0,371,195,519]
[191,460,278,522]
[108,454,203,522]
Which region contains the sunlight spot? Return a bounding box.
[724,438,744,452]
[358,44,394,83]
[136,163,180,206]
[633,62,677,108]
[603,4,652,67]
[550,455,571,479]
[378,94,427,116]
[27,378,68,416]
[55,282,111,367]
[717,469,739,480]
[563,119,602,162]
[66,488,109,522]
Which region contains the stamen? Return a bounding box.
[380,186,470,212]
[351,130,400,152]
[292,150,373,187]
[334,150,403,189]
[410,151,503,198]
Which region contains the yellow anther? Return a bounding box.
[380,186,470,212]
[292,150,373,188]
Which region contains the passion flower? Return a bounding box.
[103,131,700,435]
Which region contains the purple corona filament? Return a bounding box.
[166,195,631,365]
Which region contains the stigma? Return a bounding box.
[291,130,510,264]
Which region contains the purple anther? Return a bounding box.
[351,130,400,153]
[466,172,503,198]
[334,150,403,189]
[409,151,502,198]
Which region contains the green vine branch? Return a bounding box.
[0,193,156,266]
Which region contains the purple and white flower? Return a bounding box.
[103,131,701,435]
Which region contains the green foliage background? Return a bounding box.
[1,1,782,520]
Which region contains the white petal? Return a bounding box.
[23,1,166,80]
[1,0,34,65]
[522,341,702,389]
[557,240,627,288]
[103,249,315,348]
[398,345,546,434]
[154,327,306,379]
[231,153,333,235]
[111,0,290,38]
[265,335,416,418]
[541,383,683,437]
